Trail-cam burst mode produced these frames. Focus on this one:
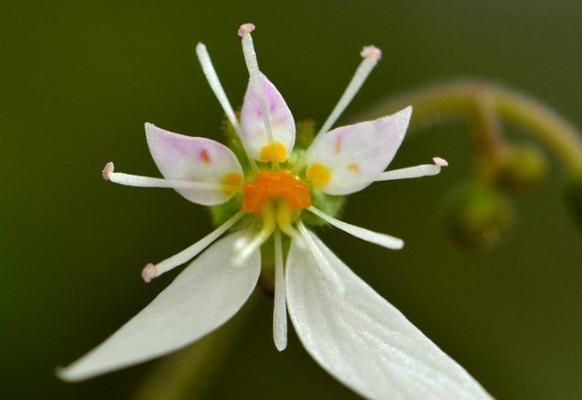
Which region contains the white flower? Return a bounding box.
[58,23,491,400]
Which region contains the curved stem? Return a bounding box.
[362,80,582,174]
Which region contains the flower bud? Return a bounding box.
[565,173,582,230]
[495,145,548,192]
[441,182,513,249]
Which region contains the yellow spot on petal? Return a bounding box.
[306,163,332,188]
[260,142,287,163]
[222,172,243,197]
[348,163,359,172]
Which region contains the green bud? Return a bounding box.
[495,145,549,192]
[565,173,582,230]
[442,182,513,249]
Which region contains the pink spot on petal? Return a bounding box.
[433,156,448,167]
[102,161,114,180]
[360,46,382,60]
[200,149,211,164]
[238,23,256,37]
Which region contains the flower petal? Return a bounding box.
[146,123,244,205]
[240,74,296,162]
[286,232,492,400]
[58,232,260,382]
[304,106,412,195]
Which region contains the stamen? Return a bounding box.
[195,43,257,170]
[102,162,237,191]
[102,161,114,180]
[314,45,382,139]
[308,206,404,250]
[273,231,288,351]
[375,157,449,182]
[239,23,279,169]
[232,205,276,267]
[297,222,345,294]
[141,263,156,283]
[237,23,255,37]
[142,211,244,282]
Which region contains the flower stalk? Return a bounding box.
[362,80,582,174]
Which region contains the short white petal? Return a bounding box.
[240,74,296,162]
[58,232,260,382]
[305,107,411,195]
[146,123,244,205]
[286,233,492,400]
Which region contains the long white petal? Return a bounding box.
[58,232,261,382]
[308,206,403,250]
[297,223,344,293]
[286,232,492,400]
[273,231,287,351]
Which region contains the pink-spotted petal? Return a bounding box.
[145,123,243,205]
[240,74,295,162]
[305,107,412,195]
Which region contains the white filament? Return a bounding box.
[308,206,404,250]
[107,171,230,191]
[232,224,275,267]
[240,30,276,149]
[195,43,257,169]
[315,54,380,139]
[376,164,443,182]
[148,211,244,279]
[196,43,240,134]
[273,231,288,351]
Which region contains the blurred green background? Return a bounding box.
[2,0,581,399]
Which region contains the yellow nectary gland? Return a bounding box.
[306,163,332,188]
[242,171,311,213]
[260,142,287,163]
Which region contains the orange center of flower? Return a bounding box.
[242,171,311,213]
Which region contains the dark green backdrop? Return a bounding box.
[2,0,581,399]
